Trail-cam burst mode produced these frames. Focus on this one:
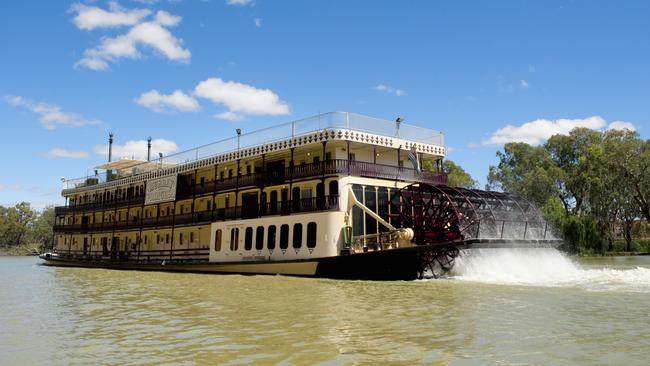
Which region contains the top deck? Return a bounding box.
[62,112,445,191]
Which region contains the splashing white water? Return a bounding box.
[449,248,650,292]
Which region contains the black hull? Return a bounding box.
[40,239,562,281]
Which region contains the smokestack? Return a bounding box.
[147,136,152,161]
[108,132,114,162]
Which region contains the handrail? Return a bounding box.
[63,112,445,189]
[56,160,446,214]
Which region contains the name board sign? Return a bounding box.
[145,175,177,205]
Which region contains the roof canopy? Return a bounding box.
[95,159,146,170]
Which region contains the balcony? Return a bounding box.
[53,195,340,233]
[56,160,446,216]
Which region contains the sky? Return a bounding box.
[1,0,648,209]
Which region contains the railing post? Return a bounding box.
[523,221,528,239]
[500,221,505,239]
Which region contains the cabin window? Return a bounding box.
[215,229,222,252]
[307,222,317,248]
[293,223,302,249]
[280,224,289,249]
[267,225,276,250]
[244,227,253,250]
[365,186,378,236]
[352,184,364,237]
[256,226,264,250]
[378,187,390,230]
[230,228,239,251]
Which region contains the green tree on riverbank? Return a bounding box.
[487,128,650,254]
[0,203,53,253]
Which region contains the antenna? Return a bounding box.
[147,136,152,162]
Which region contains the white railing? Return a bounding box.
[63,112,444,189]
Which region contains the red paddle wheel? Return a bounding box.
[390,183,480,246]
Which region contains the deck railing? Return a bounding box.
[53,248,210,264]
[63,112,444,189]
[53,195,339,233]
[57,160,446,214]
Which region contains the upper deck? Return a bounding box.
[61,112,445,194]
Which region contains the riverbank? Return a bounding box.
[0,244,41,256]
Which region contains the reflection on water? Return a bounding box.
[1,255,650,365]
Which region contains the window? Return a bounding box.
[256,226,264,250]
[307,222,317,248]
[190,232,194,243]
[267,225,276,250]
[166,234,170,244]
[349,153,356,161]
[230,228,239,251]
[214,229,222,251]
[280,224,289,249]
[179,233,184,245]
[245,227,253,250]
[293,223,302,249]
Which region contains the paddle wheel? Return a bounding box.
[388,183,556,278]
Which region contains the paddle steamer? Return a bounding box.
[42,112,558,280]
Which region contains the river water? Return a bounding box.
[1,249,650,365]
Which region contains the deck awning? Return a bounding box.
[95,159,146,170]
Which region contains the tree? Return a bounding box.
[0,202,35,247]
[545,128,602,214]
[443,160,479,189]
[487,142,562,208]
[422,159,479,189]
[27,206,55,251]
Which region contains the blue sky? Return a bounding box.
[1,0,648,208]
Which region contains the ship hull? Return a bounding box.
[40,239,562,280]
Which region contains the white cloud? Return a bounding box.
[254,18,262,28]
[226,0,252,5]
[483,116,636,146]
[46,148,89,159]
[520,80,529,88]
[94,138,178,160]
[606,121,636,132]
[136,89,200,112]
[154,10,181,26]
[194,77,289,120]
[70,1,151,30]
[5,95,102,130]
[373,84,406,96]
[374,84,392,92]
[71,3,190,71]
